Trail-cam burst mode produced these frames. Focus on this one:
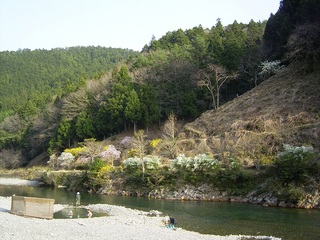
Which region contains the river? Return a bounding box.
[0,185,319,240]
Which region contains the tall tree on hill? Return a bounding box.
[222,22,245,71]
[137,84,159,133]
[240,20,265,87]
[106,65,133,132]
[125,89,141,133]
[207,25,224,64]
[186,26,209,66]
[75,111,96,140]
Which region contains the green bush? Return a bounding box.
[90,158,106,174]
[212,168,257,194]
[85,158,108,191]
[271,144,315,185]
[275,185,306,204]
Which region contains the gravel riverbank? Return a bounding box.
[0,178,280,240]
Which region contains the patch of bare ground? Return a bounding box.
[183,62,320,165]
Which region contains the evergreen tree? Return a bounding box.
[125,89,141,133]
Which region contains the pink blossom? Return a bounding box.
[101,145,121,160]
[120,136,131,148]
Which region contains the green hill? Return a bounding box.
[0,46,137,121]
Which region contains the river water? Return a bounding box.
[0,185,319,240]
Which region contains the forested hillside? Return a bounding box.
[0,19,268,166]
[0,46,136,121]
[0,47,137,163]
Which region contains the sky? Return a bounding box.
[0,0,280,52]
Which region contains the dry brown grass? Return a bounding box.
[183,62,320,164]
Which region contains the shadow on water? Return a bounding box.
[1,185,320,240]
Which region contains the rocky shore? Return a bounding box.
[100,183,320,209]
[0,178,281,240]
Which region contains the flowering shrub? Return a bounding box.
[57,152,75,168]
[101,145,121,160]
[123,157,140,171]
[143,156,161,170]
[74,156,91,170]
[127,148,138,157]
[172,154,221,172]
[64,147,86,156]
[96,164,113,177]
[277,144,313,160]
[172,154,192,170]
[123,156,161,172]
[259,60,283,78]
[120,136,131,148]
[150,138,162,148]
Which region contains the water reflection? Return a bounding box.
[54,207,107,219]
[0,185,320,240]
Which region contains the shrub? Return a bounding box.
[228,158,241,171]
[120,136,131,148]
[123,157,140,172]
[97,164,113,177]
[64,147,86,156]
[100,145,121,165]
[86,158,108,191]
[127,148,138,157]
[57,152,75,169]
[172,154,221,172]
[150,138,162,148]
[143,156,161,170]
[123,156,161,173]
[74,157,91,170]
[271,144,315,185]
[259,60,283,79]
[0,149,25,169]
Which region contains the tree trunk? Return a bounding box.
[133,121,137,133]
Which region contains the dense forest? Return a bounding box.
[0,46,136,121]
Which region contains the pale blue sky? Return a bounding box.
[0,0,280,52]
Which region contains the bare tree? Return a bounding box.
[79,138,104,163]
[131,130,148,176]
[162,112,177,141]
[161,112,179,158]
[61,89,90,120]
[0,149,24,169]
[196,64,237,110]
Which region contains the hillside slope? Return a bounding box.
[184,63,320,164]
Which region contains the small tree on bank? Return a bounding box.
[131,130,148,176]
[161,112,179,158]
